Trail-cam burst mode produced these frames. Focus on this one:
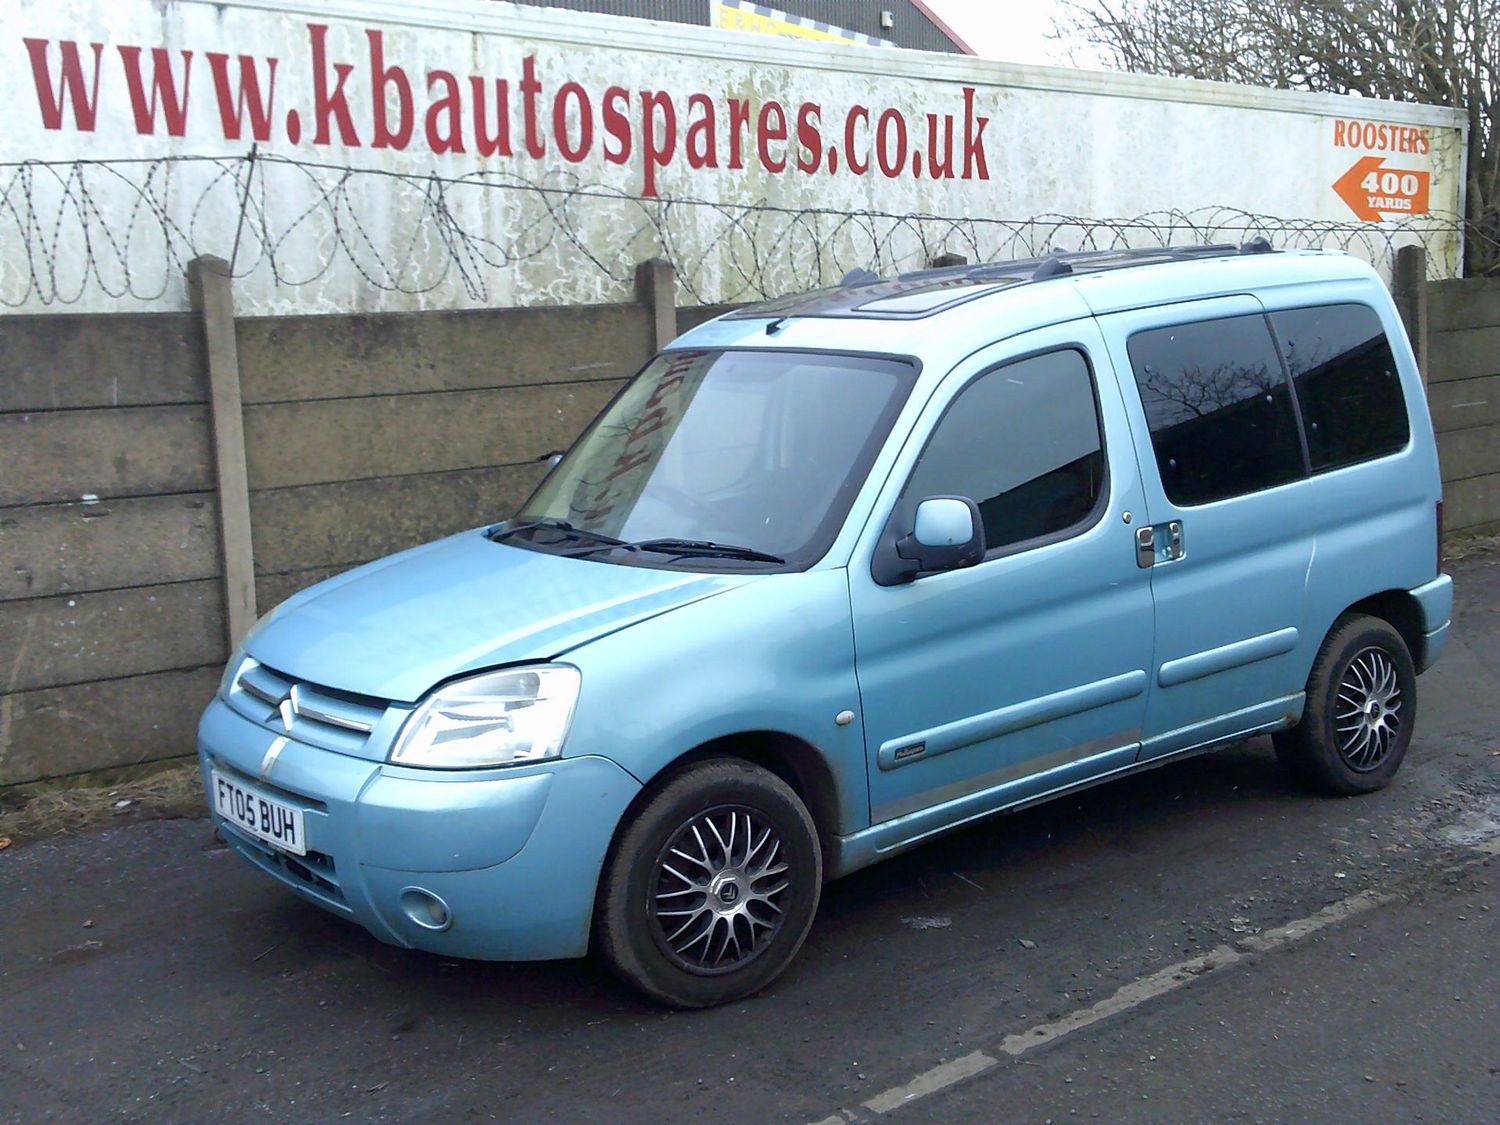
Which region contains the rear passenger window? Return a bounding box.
[900,348,1105,553]
[1128,314,1305,505]
[1269,304,1409,471]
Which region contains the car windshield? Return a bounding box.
[510,348,917,569]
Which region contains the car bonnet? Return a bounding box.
[243,529,757,703]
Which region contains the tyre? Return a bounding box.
[1273,613,1416,795]
[595,758,822,1008]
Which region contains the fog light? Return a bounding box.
[398,886,453,931]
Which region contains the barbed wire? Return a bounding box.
[0,153,1482,311]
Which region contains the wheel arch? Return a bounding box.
[1343,589,1423,669]
[590,731,841,944]
[613,731,840,866]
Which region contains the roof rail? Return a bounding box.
[897,241,1278,286]
[722,241,1283,323]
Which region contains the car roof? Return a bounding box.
[719,243,1276,322]
[670,247,1387,369]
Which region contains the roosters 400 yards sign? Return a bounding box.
[1330,117,1436,222]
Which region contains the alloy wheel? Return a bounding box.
[1334,646,1403,771]
[649,806,791,974]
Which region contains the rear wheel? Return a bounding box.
[1274,614,1416,795]
[595,758,822,1008]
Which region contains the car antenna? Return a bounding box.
[1031,248,1074,280]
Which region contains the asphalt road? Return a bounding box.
[3,551,1498,1123]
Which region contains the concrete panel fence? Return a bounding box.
[1423,277,1500,534]
[0,260,671,789]
[2,254,1498,790]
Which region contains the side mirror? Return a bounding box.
[893,496,986,580]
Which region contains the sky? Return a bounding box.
[920,0,1096,68]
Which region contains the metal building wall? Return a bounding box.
[503,1,713,28]
[501,0,966,53]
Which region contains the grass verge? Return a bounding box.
[0,759,205,846]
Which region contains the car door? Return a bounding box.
[849,319,1156,831]
[1097,296,1317,760]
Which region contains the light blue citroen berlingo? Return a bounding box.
[200,245,1453,1007]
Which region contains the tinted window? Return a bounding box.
[1128,314,1305,505]
[1270,304,1409,471]
[900,349,1105,553]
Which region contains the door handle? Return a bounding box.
[1166,520,1185,561]
[1135,522,1186,568]
[1136,526,1156,568]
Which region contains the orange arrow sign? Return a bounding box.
[1333,155,1431,221]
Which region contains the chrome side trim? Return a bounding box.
[294,699,376,734]
[1136,692,1304,762]
[876,669,1148,771]
[258,735,289,781]
[232,660,377,735]
[872,728,1141,823]
[238,674,281,707]
[1157,627,1299,688]
[830,712,1295,880]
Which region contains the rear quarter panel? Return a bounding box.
[1257,273,1442,679]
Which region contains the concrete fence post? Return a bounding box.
[636,258,678,352]
[1392,245,1429,385]
[189,255,258,650]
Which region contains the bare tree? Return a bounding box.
[1058,0,1500,274]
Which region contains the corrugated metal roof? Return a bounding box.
[500,1,967,53]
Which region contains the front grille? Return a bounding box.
[226,658,388,755]
[228,825,347,906]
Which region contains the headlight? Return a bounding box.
[390,665,581,769]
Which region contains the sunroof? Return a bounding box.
[856,282,1013,314]
[725,276,1018,321]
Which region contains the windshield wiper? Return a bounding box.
[566,537,785,565]
[486,518,627,548]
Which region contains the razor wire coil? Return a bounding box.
[0,153,1482,310]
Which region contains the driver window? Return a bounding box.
[899,348,1106,554]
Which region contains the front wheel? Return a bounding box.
[595,758,822,1008]
[1274,614,1416,795]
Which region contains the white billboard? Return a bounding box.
[0,0,1468,315]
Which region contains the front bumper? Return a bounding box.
[198,698,641,960]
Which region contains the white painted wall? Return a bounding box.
[0,0,1467,314]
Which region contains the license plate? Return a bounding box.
[211,769,307,856]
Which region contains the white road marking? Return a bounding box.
[862,1051,997,1114]
[997,943,1243,1057]
[816,842,1499,1122]
[1236,890,1392,954]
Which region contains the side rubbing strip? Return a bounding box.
[876,669,1149,771]
[870,730,1140,824]
[1157,627,1300,688]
